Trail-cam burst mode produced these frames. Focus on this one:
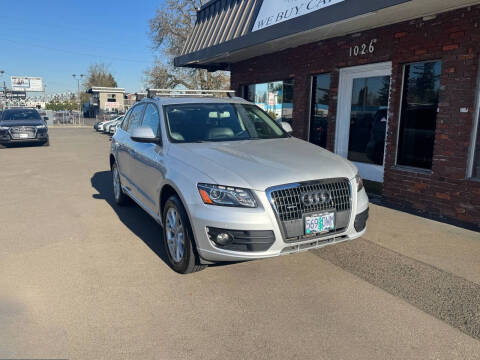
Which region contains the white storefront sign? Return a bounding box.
[253,0,345,32]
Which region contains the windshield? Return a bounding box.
[164,103,288,143]
[2,109,41,121]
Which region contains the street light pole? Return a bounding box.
[0,70,5,110]
[72,74,84,123]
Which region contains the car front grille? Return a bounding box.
[268,178,351,222]
[267,178,352,242]
[9,126,37,139]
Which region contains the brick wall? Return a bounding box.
[230,5,480,226]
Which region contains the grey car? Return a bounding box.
[0,108,49,148]
[110,96,369,274]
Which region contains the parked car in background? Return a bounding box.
[0,108,49,148]
[109,118,123,135]
[104,116,123,134]
[110,94,369,274]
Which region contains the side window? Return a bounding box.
[126,104,146,132]
[120,109,133,131]
[141,103,160,135]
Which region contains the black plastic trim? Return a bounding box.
[207,227,275,252]
[354,208,369,232]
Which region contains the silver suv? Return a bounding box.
[110,93,369,274]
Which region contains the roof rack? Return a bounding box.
[146,88,236,99]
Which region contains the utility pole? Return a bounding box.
[72,74,84,123]
[0,70,5,109]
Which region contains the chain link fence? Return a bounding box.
[47,111,96,127]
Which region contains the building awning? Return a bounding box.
[175,0,478,70]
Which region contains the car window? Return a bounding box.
[141,103,160,135]
[125,104,145,133]
[164,103,287,143]
[120,109,133,131]
[2,109,41,121]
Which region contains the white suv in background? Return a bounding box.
[110,93,369,274]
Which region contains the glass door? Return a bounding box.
[336,63,392,182]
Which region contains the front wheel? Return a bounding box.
[163,195,206,274]
[112,163,130,206]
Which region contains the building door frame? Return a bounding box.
[335,62,392,183]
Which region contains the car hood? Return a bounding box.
[168,137,357,191]
[0,120,44,127]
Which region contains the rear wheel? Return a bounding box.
[112,163,130,206]
[163,195,206,274]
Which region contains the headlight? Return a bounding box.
[36,125,47,129]
[0,126,9,130]
[355,173,364,192]
[198,184,257,208]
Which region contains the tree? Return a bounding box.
[83,63,118,89]
[81,63,118,103]
[146,0,230,90]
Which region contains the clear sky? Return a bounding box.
[0,0,162,95]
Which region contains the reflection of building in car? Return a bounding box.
[366,109,388,165]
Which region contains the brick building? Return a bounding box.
[175,0,480,228]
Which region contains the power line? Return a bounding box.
[0,37,151,64]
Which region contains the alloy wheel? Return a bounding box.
[166,208,185,263]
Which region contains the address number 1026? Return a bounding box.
[349,39,377,57]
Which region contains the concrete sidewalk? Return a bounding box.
[366,204,480,285]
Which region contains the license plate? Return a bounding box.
[19,133,29,139]
[305,213,335,235]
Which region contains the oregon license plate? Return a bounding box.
[19,133,29,139]
[305,213,335,235]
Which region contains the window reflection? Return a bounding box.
[473,116,480,178]
[397,61,442,169]
[348,76,390,165]
[310,74,331,148]
[246,79,294,125]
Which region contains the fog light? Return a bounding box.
[215,232,233,246]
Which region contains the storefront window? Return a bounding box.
[397,61,442,169]
[310,74,331,148]
[473,131,480,178]
[245,79,294,124]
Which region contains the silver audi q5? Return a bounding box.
[110,94,369,274]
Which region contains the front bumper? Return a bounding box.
[190,181,369,263]
[0,131,49,145]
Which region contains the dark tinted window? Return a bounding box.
[397,61,442,169]
[310,74,331,148]
[141,104,160,135]
[2,109,41,121]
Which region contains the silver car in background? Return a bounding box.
[110,93,369,274]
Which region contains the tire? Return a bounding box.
[42,140,50,147]
[163,195,206,274]
[112,163,130,206]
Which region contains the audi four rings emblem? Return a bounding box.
[301,190,332,206]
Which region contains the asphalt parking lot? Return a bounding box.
[1,128,480,359]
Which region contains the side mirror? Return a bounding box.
[131,126,161,144]
[281,121,293,134]
[43,117,49,121]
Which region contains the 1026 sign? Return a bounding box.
[349,39,377,57]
